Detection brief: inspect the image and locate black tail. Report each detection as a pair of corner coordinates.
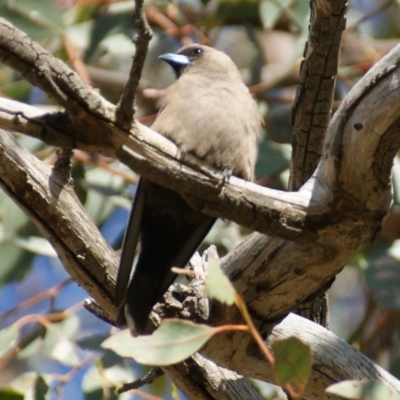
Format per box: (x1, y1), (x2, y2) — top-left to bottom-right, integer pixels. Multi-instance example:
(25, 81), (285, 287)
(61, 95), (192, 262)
(126, 198), (215, 334)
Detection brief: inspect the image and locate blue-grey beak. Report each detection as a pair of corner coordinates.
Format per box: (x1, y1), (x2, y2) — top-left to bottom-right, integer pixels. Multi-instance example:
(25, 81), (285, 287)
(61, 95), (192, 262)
(159, 53), (190, 78)
(159, 53), (190, 67)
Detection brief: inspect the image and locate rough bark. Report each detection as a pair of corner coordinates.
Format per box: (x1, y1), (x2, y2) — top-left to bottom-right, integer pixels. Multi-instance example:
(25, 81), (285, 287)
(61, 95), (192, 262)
(289, 0), (347, 327)
(290, 0), (346, 190)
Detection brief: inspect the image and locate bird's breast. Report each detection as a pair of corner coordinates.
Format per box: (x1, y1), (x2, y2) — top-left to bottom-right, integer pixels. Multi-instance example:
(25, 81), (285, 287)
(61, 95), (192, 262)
(152, 76), (261, 181)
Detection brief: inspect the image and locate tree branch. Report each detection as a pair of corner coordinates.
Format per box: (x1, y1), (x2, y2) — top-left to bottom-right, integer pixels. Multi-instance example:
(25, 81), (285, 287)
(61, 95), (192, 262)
(289, 0), (346, 326)
(290, 0), (347, 190)
(270, 314), (400, 399)
(116, 0), (152, 129)
(0, 96), (313, 240)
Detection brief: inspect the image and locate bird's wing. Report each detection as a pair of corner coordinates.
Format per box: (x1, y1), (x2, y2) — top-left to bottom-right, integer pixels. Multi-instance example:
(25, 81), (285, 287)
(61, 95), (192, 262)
(171, 217), (216, 267)
(125, 208), (216, 333)
(114, 178), (145, 307)
(154, 214), (216, 300)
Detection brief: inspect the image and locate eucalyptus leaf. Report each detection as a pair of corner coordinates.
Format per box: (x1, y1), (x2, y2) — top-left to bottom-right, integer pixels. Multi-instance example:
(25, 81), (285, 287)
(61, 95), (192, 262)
(326, 380), (400, 400)
(51, 338), (83, 367)
(259, 0), (293, 29)
(0, 389), (24, 400)
(365, 256), (400, 310)
(0, 0), (64, 41)
(102, 320), (217, 366)
(14, 236), (56, 258)
(34, 375), (48, 400)
(205, 260), (236, 305)
(0, 324), (20, 360)
(272, 336), (312, 395)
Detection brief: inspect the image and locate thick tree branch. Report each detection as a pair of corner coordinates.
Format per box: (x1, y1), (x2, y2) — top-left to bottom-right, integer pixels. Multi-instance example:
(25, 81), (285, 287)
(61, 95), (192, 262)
(163, 354), (265, 400)
(271, 314), (400, 398)
(289, 0), (347, 325)
(0, 97), (313, 240)
(290, 0), (347, 190)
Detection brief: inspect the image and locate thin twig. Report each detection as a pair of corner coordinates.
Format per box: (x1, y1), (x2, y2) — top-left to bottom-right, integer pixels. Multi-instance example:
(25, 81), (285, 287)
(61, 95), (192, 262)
(116, 0), (152, 130)
(117, 367), (164, 394)
(0, 279), (71, 320)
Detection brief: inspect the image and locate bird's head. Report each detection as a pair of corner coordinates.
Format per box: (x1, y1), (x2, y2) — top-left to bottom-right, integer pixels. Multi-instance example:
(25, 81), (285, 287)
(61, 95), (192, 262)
(159, 44), (237, 79)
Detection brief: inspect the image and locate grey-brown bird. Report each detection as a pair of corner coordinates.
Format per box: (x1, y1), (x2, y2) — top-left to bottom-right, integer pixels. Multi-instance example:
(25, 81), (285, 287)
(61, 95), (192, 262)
(115, 44), (262, 333)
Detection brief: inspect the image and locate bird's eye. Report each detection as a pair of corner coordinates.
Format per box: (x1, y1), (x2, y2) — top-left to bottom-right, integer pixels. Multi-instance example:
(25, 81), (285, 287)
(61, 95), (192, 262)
(193, 48), (203, 55)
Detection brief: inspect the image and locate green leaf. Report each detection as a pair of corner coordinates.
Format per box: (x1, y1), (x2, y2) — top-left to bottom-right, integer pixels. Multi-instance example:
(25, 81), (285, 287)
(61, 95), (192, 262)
(272, 336), (312, 395)
(17, 337), (43, 360)
(82, 167), (122, 224)
(102, 321), (217, 366)
(0, 192), (36, 283)
(0, 389), (24, 400)
(0, 0), (64, 41)
(0, 244), (34, 283)
(9, 372), (39, 394)
(0, 79), (33, 102)
(205, 260), (236, 305)
(0, 324), (20, 360)
(82, 363), (132, 393)
(85, 4), (133, 63)
(14, 236), (56, 257)
(50, 338), (83, 367)
(34, 375), (48, 400)
(255, 139), (291, 182)
(15, 134), (46, 153)
(215, 1), (260, 25)
(259, 0), (293, 29)
(326, 380), (400, 400)
(76, 334), (109, 350)
(290, 0), (310, 31)
(43, 315), (83, 366)
(0, 194), (31, 236)
(365, 253), (400, 310)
